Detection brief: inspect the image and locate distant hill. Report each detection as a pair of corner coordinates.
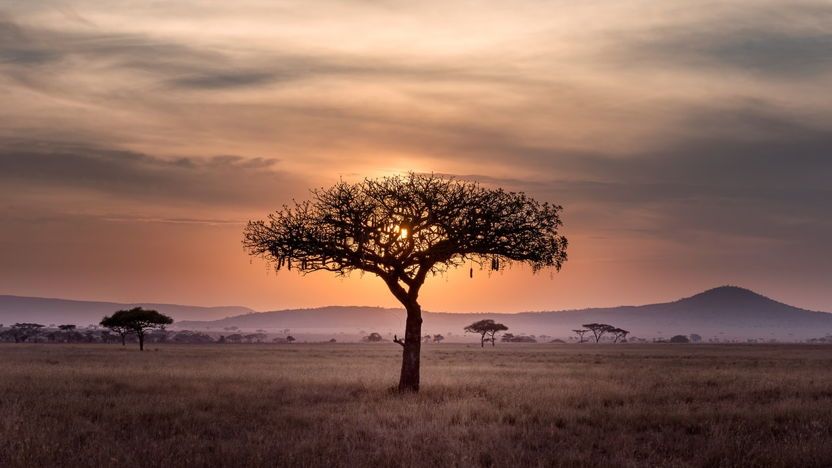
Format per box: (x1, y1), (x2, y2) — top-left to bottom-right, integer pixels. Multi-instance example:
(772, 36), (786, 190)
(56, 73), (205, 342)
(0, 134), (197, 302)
(4, 287), (831, 341)
(176, 286), (832, 341)
(0, 295), (254, 325)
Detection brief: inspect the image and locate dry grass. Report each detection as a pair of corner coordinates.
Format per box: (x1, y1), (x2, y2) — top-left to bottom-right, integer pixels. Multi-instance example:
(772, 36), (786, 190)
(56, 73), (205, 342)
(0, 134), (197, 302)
(2, 343), (832, 467)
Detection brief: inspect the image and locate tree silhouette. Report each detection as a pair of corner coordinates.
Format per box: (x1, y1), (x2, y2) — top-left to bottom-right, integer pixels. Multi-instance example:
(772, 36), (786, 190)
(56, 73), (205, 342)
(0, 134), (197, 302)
(363, 332), (383, 342)
(465, 319), (509, 347)
(573, 329), (589, 343)
(582, 323), (616, 343)
(100, 307), (172, 351)
(611, 327), (629, 343)
(100, 316), (132, 346)
(432, 334), (444, 343)
(244, 173), (567, 392)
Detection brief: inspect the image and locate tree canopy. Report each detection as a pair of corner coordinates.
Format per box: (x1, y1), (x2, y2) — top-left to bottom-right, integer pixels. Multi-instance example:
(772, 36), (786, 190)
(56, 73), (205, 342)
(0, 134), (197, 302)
(465, 319), (509, 347)
(100, 307), (173, 351)
(243, 173), (567, 299)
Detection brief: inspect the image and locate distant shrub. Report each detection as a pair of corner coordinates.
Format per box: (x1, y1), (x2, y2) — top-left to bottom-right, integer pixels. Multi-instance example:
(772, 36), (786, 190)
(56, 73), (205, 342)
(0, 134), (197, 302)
(501, 333), (537, 343)
(669, 335), (690, 344)
(363, 332), (384, 343)
(172, 331), (214, 344)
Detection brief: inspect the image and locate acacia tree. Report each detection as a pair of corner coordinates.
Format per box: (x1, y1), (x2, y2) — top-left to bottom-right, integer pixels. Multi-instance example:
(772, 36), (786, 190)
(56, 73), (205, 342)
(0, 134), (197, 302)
(583, 323), (616, 343)
(573, 329), (589, 343)
(611, 328), (630, 343)
(243, 173), (567, 392)
(101, 307), (173, 351)
(100, 315), (132, 346)
(464, 320), (509, 347)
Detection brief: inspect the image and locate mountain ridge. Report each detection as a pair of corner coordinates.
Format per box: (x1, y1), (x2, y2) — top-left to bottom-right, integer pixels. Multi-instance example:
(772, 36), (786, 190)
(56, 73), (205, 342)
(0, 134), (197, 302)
(0, 294), (254, 324)
(173, 286), (831, 340)
(3, 286), (830, 340)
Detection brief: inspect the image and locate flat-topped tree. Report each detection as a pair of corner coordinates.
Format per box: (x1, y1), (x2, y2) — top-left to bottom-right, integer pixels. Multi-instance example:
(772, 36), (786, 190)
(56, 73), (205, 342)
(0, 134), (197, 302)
(583, 323), (616, 343)
(244, 173), (568, 392)
(465, 319), (509, 347)
(101, 307), (173, 351)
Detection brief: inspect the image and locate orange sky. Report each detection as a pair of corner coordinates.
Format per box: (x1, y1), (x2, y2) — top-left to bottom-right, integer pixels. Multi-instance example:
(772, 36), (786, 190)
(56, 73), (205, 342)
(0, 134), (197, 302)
(1, 0), (831, 312)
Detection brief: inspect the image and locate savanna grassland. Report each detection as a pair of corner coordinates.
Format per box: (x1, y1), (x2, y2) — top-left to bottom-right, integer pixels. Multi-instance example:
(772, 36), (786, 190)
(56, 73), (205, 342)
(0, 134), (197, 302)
(2, 343), (832, 467)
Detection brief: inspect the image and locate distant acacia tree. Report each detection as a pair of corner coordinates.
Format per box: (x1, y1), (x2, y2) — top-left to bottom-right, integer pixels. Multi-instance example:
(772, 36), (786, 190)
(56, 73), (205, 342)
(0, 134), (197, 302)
(611, 328), (630, 343)
(432, 334), (444, 343)
(243, 173), (567, 392)
(583, 323), (616, 343)
(689, 333), (702, 343)
(669, 335), (690, 344)
(363, 332), (384, 343)
(465, 319), (509, 347)
(573, 329), (589, 343)
(100, 307), (172, 351)
(286, 335), (296, 343)
(58, 324), (76, 332)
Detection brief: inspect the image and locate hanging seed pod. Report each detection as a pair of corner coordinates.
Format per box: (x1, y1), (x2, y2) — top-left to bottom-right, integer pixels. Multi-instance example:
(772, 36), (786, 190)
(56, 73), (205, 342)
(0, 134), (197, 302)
(496, 258), (500, 270)
(470, 267), (473, 278)
(287, 258), (292, 271)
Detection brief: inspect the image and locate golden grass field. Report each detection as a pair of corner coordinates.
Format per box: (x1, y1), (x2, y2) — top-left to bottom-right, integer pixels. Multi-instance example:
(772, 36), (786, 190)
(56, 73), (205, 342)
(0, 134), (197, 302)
(2, 343), (832, 467)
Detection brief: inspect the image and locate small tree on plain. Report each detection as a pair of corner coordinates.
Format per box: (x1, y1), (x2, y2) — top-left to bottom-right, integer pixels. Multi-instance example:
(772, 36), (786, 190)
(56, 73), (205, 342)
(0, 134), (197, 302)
(432, 334), (444, 343)
(464, 319), (509, 347)
(573, 329), (589, 343)
(58, 324), (76, 331)
(583, 323), (616, 343)
(363, 332), (383, 342)
(243, 173), (567, 392)
(611, 328), (630, 343)
(669, 335), (690, 343)
(100, 307), (172, 351)
(286, 335), (296, 343)
(689, 333), (702, 343)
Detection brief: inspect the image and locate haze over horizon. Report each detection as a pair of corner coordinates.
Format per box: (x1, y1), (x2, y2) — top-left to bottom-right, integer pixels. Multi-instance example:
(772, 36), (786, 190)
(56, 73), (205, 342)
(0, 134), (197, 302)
(2, 0), (831, 312)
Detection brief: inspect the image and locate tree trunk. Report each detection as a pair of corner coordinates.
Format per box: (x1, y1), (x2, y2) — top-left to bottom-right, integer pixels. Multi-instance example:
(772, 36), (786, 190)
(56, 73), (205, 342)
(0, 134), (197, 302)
(398, 302), (422, 392)
(121, 334), (126, 346)
(481, 334), (485, 347)
(138, 333), (144, 351)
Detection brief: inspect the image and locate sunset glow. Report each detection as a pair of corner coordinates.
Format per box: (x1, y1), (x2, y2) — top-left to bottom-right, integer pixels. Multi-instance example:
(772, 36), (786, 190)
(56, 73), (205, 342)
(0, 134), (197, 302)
(1, 0), (830, 312)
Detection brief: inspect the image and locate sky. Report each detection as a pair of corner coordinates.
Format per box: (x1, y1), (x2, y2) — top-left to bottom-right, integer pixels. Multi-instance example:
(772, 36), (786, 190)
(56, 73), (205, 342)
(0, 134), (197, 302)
(1, 0), (831, 313)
